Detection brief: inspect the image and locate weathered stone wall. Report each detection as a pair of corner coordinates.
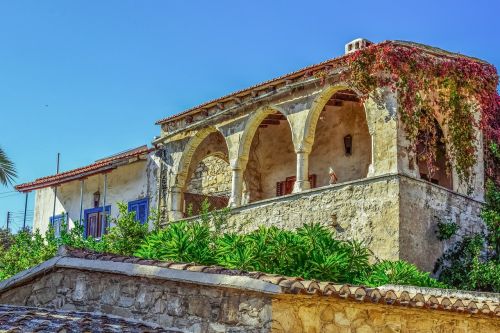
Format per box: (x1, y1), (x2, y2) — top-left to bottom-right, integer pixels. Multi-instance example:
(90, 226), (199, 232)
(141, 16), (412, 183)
(272, 296), (499, 333)
(225, 175), (401, 262)
(186, 155), (232, 197)
(188, 174), (485, 269)
(1, 267), (496, 333)
(399, 176), (485, 272)
(0, 268), (273, 332)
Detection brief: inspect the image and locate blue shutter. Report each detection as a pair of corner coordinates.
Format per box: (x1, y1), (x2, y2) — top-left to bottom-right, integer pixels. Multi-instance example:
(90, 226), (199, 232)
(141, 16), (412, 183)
(128, 198), (149, 224)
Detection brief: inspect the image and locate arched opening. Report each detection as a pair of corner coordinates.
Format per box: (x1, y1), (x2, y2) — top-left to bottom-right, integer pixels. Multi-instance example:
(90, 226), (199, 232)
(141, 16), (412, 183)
(243, 111), (296, 202)
(416, 118), (452, 190)
(309, 89), (372, 186)
(182, 131), (233, 216)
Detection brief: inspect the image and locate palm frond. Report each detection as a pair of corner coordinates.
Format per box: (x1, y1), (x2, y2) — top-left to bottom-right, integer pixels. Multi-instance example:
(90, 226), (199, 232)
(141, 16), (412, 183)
(0, 147), (16, 186)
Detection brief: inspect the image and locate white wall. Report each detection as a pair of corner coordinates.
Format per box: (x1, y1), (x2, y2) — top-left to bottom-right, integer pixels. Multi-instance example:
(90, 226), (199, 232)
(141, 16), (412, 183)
(32, 154), (159, 235)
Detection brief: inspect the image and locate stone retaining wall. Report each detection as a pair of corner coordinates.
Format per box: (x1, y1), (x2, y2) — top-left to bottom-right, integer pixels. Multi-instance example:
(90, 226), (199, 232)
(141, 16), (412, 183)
(0, 268), (272, 332)
(186, 174), (484, 269)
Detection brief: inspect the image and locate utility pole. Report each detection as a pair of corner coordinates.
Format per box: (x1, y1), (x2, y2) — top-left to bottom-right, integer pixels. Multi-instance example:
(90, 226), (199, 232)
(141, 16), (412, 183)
(6, 211), (10, 231)
(52, 153), (60, 225)
(23, 192), (29, 229)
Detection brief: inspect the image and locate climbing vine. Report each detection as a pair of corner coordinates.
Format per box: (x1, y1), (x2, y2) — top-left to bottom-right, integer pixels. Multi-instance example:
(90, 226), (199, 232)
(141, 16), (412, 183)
(341, 43), (500, 185)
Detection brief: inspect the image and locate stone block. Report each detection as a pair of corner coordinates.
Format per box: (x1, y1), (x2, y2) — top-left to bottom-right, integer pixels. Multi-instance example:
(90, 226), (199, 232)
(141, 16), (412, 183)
(166, 295), (186, 317)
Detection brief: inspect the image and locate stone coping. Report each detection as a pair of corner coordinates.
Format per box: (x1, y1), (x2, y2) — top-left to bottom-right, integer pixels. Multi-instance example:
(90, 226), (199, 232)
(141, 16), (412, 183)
(0, 304), (178, 333)
(0, 246), (498, 317)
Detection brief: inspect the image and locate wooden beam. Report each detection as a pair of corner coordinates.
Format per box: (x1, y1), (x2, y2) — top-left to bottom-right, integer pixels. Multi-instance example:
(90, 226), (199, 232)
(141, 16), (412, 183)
(261, 119), (281, 125)
(266, 114), (287, 120)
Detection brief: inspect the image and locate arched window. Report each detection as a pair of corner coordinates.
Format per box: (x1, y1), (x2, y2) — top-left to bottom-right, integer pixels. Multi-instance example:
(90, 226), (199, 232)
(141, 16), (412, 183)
(416, 118), (452, 190)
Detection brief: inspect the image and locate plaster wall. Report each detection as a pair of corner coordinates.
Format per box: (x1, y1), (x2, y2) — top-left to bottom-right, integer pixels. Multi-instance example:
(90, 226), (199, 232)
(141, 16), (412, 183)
(32, 156), (159, 235)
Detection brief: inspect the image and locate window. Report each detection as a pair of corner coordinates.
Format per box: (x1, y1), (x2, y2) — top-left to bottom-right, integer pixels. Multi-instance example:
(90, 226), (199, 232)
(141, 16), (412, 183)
(50, 213), (67, 238)
(276, 175), (317, 196)
(84, 206), (111, 239)
(128, 198), (149, 224)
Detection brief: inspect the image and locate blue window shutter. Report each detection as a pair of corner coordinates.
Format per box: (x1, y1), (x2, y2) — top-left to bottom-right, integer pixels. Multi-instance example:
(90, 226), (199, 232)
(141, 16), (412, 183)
(128, 198), (149, 224)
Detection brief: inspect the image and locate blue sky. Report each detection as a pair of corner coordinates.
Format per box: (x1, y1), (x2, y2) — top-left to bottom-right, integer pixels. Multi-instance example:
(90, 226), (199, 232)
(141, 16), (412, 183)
(0, 0), (499, 231)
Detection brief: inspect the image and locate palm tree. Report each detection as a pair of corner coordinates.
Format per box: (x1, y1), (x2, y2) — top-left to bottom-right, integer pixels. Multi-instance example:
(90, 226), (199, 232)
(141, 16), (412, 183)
(0, 147), (16, 186)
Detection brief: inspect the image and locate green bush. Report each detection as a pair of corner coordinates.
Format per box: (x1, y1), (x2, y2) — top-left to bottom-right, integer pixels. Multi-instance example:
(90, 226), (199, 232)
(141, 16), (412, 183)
(435, 220), (459, 241)
(0, 228), (58, 280)
(434, 179), (500, 292)
(0, 200), (445, 289)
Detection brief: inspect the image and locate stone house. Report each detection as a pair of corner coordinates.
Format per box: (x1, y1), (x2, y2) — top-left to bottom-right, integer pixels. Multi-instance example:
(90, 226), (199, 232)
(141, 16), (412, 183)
(16, 39), (492, 272)
(0, 247), (498, 332)
(16, 146), (160, 237)
(153, 40), (488, 271)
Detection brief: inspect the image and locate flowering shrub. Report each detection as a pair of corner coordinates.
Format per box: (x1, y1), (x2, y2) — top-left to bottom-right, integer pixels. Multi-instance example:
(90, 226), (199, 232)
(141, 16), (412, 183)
(341, 43), (500, 185)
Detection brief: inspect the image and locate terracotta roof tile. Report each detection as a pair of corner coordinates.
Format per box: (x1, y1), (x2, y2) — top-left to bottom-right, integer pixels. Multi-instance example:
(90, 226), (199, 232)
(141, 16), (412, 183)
(0, 305), (177, 333)
(61, 247), (500, 316)
(15, 146), (153, 192)
(155, 40), (488, 126)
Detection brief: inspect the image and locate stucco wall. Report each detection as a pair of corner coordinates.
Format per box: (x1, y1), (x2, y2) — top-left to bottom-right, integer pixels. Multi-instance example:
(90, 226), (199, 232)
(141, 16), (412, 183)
(245, 118), (296, 201)
(309, 101), (372, 186)
(33, 155), (159, 234)
(272, 295), (498, 333)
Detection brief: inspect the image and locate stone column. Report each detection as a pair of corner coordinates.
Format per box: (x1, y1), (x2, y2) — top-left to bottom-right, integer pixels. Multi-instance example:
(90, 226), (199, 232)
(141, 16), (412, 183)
(229, 168), (244, 207)
(293, 150), (311, 193)
(168, 186), (184, 221)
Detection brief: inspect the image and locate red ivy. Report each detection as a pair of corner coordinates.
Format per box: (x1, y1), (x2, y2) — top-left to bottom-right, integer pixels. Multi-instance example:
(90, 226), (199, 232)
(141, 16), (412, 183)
(342, 43), (500, 186)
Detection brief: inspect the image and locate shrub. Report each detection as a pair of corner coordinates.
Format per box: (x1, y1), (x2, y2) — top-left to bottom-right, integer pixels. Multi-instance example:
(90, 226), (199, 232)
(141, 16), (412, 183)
(0, 228), (58, 280)
(359, 260), (447, 288)
(434, 177), (500, 292)
(435, 220), (459, 241)
(104, 203), (149, 256)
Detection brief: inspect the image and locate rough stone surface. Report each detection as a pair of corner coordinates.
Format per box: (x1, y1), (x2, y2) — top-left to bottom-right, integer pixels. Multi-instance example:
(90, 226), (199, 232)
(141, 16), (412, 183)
(189, 174), (484, 269)
(0, 268), (272, 332)
(271, 296), (499, 333)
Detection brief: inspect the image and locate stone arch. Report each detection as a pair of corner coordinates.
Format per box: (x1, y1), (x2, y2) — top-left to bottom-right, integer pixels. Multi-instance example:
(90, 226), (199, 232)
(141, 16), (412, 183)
(173, 126), (222, 191)
(415, 112), (454, 190)
(235, 106), (293, 170)
(308, 87), (372, 186)
(302, 84), (367, 153)
(237, 106), (296, 202)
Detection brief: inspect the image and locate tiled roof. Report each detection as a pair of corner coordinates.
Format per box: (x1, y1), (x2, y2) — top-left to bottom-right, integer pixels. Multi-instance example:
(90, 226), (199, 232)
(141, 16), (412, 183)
(65, 247), (500, 317)
(0, 304), (177, 333)
(15, 146), (153, 193)
(155, 40), (487, 126)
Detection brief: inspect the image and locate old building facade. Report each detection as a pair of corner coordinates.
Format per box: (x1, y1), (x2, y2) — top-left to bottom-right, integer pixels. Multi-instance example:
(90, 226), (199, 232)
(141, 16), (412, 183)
(16, 39), (490, 272)
(153, 40), (486, 271)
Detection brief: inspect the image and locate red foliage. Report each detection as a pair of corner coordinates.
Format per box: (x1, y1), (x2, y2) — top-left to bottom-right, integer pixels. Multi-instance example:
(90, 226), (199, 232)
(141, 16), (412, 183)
(341, 43), (500, 185)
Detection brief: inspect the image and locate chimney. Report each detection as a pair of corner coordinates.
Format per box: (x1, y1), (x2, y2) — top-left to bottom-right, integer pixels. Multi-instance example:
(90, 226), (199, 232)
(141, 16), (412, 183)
(345, 38), (373, 54)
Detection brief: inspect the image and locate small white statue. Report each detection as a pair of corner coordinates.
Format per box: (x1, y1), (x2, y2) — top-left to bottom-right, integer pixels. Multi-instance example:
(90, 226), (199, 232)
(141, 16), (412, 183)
(328, 167), (338, 185)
